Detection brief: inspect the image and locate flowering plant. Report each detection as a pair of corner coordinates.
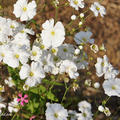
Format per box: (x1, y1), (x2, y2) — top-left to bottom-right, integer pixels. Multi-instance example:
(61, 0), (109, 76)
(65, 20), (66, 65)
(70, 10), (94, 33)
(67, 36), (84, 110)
(0, 0), (119, 120)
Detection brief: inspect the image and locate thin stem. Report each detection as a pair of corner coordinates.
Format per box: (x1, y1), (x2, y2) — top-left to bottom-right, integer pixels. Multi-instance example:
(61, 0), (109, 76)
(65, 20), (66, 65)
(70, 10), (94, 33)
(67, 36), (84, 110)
(61, 83), (71, 104)
(55, 6), (58, 23)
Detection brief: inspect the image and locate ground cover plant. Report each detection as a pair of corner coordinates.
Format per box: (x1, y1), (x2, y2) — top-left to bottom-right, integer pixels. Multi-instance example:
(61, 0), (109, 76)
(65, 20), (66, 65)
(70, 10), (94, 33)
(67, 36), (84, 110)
(0, 0), (120, 120)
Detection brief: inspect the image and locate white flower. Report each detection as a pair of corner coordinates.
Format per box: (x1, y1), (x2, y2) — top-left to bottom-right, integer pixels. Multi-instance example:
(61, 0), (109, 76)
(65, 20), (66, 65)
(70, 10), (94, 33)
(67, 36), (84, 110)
(7, 18), (19, 36)
(5, 77), (15, 87)
(98, 106), (111, 117)
(58, 44), (75, 60)
(80, 13), (84, 18)
(90, 2), (106, 17)
(45, 103), (68, 120)
(98, 105), (104, 112)
(103, 78), (120, 97)
(12, 32), (30, 50)
(95, 55), (109, 77)
(0, 45), (12, 64)
(6, 45), (30, 68)
(31, 45), (42, 61)
(78, 101), (91, 112)
(68, 110), (78, 120)
(19, 62), (45, 87)
(104, 107), (111, 117)
(104, 64), (119, 80)
(77, 112), (93, 120)
(85, 79), (92, 87)
(79, 21), (83, 26)
(94, 82), (100, 89)
(74, 31), (94, 45)
(8, 98), (19, 113)
(13, 0), (37, 21)
(74, 49), (80, 55)
(90, 44), (99, 53)
(41, 19), (65, 49)
(39, 51), (55, 73)
(73, 53), (88, 70)
(0, 17), (10, 43)
(60, 60), (79, 79)
(71, 15), (77, 20)
(68, 0), (84, 10)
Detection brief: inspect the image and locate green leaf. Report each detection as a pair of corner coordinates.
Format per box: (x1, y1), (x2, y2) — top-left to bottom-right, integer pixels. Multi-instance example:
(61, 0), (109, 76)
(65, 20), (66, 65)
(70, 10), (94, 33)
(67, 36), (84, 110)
(47, 91), (58, 102)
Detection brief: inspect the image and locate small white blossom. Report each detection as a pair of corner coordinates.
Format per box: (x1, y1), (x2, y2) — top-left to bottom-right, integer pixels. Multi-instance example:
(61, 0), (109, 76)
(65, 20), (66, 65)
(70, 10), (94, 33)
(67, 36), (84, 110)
(13, 0), (37, 21)
(71, 15), (77, 20)
(8, 98), (19, 113)
(41, 19), (65, 49)
(45, 103), (68, 120)
(80, 13), (84, 18)
(90, 2), (106, 17)
(95, 55), (109, 77)
(94, 82), (100, 89)
(74, 49), (80, 55)
(103, 78), (120, 97)
(31, 45), (42, 61)
(19, 62), (45, 87)
(74, 31), (94, 45)
(68, 0), (85, 10)
(5, 77), (15, 87)
(90, 44), (99, 53)
(60, 60), (79, 79)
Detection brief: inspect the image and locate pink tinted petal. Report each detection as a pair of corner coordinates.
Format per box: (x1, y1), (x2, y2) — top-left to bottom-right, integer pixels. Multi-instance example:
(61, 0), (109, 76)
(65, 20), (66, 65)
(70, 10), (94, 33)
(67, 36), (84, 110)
(18, 93), (22, 98)
(17, 98), (21, 102)
(30, 116), (36, 120)
(24, 94), (28, 98)
(21, 102), (24, 106)
(24, 99), (28, 103)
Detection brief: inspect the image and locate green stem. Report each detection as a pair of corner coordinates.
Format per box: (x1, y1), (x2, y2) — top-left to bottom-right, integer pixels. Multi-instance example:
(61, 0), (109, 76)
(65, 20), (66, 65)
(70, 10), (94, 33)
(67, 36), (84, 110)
(11, 112), (17, 120)
(55, 6), (58, 23)
(61, 83), (71, 104)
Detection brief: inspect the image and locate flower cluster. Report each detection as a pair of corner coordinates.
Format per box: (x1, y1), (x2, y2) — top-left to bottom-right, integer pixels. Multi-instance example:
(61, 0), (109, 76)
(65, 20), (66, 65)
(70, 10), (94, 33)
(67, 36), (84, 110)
(0, 0), (119, 119)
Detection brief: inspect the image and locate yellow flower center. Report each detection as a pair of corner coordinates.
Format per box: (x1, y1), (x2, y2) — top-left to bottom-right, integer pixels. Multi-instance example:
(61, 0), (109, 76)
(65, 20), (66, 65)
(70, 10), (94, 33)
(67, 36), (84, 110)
(51, 48), (56, 53)
(32, 51), (37, 56)
(10, 25), (15, 29)
(112, 85), (116, 90)
(40, 45), (45, 49)
(23, 7), (27, 12)
(15, 54), (19, 59)
(0, 87), (3, 92)
(29, 72), (34, 77)
(73, 0), (78, 5)
(51, 30), (55, 36)
(63, 48), (67, 52)
(53, 56), (59, 62)
(20, 30), (24, 33)
(101, 62), (104, 66)
(54, 113), (58, 118)
(1, 53), (5, 57)
(96, 7), (100, 11)
(83, 112), (87, 117)
(82, 37), (87, 42)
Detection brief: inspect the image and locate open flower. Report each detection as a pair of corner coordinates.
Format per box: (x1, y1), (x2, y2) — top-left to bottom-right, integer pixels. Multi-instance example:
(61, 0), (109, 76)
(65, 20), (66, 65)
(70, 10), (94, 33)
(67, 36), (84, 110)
(74, 31), (94, 45)
(59, 60), (79, 79)
(45, 103), (68, 120)
(17, 93), (28, 106)
(41, 19), (65, 49)
(68, 0), (85, 10)
(19, 62), (45, 87)
(13, 0), (37, 21)
(103, 78), (120, 97)
(90, 2), (106, 17)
